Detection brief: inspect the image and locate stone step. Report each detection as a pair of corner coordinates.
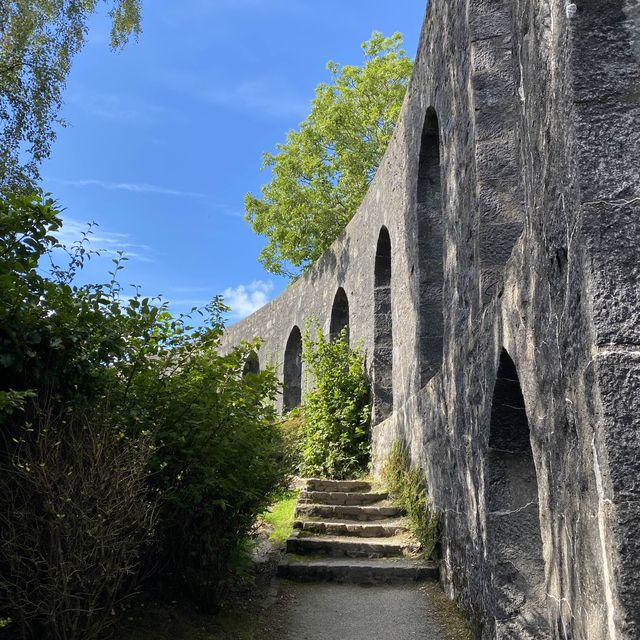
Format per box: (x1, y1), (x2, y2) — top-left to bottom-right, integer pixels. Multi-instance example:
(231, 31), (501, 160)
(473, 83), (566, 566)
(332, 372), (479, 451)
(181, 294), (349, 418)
(299, 490), (388, 506)
(277, 555), (438, 584)
(286, 531), (420, 558)
(305, 478), (372, 493)
(295, 503), (404, 521)
(293, 519), (408, 538)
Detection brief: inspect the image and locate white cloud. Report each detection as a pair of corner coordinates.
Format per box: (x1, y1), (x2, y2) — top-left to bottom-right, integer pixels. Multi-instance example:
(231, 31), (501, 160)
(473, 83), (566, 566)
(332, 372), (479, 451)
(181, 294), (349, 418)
(222, 280), (274, 320)
(54, 217), (154, 263)
(50, 177), (207, 199)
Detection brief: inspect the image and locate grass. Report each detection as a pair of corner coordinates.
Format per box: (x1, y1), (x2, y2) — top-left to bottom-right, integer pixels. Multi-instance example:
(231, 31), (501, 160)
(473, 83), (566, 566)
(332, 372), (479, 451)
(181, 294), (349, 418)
(381, 440), (441, 560)
(260, 490), (299, 545)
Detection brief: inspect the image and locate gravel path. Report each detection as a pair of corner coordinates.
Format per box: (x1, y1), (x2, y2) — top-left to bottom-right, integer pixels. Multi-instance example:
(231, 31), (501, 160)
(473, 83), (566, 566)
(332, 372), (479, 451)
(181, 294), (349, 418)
(272, 581), (472, 640)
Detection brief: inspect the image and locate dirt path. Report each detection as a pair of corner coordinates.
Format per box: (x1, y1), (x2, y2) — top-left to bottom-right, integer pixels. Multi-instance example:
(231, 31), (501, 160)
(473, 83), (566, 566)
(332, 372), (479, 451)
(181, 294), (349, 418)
(267, 580), (473, 640)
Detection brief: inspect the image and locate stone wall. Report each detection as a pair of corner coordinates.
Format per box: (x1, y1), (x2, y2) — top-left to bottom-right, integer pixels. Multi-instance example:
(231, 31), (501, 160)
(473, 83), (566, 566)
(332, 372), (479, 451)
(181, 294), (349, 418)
(221, 1), (640, 638)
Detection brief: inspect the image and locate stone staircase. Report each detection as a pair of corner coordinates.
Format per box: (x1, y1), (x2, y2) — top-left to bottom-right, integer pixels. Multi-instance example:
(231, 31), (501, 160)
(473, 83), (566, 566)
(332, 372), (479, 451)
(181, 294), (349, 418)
(278, 478), (438, 584)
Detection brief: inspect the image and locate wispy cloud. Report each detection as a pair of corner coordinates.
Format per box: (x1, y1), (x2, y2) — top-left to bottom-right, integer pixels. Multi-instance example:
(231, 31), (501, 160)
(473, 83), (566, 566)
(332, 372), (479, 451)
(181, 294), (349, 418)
(163, 71), (309, 120)
(164, 0), (300, 21)
(50, 177), (207, 199)
(222, 280), (273, 320)
(164, 286), (215, 309)
(204, 79), (309, 119)
(49, 176), (246, 219)
(65, 88), (180, 125)
(169, 286), (214, 295)
(55, 217), (154, 263)
(170, 298), (212, 307)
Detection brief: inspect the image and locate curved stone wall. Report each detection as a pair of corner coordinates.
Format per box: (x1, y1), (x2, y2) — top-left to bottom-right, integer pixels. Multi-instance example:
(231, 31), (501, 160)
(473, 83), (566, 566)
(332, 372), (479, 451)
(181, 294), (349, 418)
(221, 1), (640, 638)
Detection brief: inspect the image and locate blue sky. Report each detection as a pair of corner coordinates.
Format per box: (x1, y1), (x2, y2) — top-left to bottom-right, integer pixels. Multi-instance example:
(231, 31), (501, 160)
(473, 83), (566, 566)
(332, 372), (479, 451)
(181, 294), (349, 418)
(42, 0), (425, 323)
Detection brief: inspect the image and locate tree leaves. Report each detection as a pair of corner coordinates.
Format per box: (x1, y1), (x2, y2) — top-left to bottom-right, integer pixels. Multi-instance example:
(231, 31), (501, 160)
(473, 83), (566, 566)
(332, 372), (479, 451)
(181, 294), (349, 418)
(0, 189), (291, 610)
(245, 32), (413, 278)
(0, 1), (142, 190)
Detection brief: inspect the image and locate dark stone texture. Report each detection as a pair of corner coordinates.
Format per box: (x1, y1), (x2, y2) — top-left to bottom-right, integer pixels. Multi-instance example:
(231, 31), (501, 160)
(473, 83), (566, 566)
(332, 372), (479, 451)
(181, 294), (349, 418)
(222, 0), (640, 637)
(277, 557), (438, 584)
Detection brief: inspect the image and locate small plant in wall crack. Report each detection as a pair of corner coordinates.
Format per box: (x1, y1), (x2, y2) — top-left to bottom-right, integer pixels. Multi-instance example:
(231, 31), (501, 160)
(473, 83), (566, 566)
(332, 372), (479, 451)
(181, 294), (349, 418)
(381, 440), (441, 560)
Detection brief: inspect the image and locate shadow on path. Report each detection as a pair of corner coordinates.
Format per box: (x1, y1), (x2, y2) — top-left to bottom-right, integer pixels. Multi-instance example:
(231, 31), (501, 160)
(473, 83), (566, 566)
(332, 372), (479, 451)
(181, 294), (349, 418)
(271, 581), (472, 640)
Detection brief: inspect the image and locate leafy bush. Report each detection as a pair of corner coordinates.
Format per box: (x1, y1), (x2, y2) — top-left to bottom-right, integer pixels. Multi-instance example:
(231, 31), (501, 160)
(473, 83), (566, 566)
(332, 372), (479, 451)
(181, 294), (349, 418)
(279, 407), (305, 472)
(0, 192), (291, 633)
(127, 332), (290, 608)
(298, 324), (370, 479)
(0, 192), (163, 429)
(0, 406), (156, 640)
(381, 440), (440, 559)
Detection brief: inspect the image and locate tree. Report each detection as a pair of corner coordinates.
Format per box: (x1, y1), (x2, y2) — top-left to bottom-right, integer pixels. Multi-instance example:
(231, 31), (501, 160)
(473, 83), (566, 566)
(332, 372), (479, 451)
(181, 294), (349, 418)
(0, 1), (142, 191)
(244, 32), (413, 278)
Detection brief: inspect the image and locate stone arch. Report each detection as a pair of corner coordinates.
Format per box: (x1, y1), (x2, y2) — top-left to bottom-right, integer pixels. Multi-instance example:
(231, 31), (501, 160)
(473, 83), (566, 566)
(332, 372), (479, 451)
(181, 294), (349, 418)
(329, 286), (350, 343)
(283, 326), (302, 412)
(468, 0), (523, 303)
(486, 349), (549, 637)
(417, 106), (444, 385)
(373, 226), (393, 423)
(242, 351), (260, 376)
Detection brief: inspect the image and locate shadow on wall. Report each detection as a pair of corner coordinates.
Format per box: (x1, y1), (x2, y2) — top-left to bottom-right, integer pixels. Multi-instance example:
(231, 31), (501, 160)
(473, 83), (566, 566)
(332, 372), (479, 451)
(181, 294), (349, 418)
(373, 226), (393, 423)
(307, 233), (353, 287)
(283, 326), (302, 412)
(485, 349), (549, 638)
(417, 106), (445, 387)
(242, 351), (260, 376)
(330, 287), (350, 343)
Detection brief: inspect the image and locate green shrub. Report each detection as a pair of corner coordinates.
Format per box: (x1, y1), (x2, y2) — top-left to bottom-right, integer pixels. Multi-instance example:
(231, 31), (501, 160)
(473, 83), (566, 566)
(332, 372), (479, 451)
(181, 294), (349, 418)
(0, 191), (292, 630)
(381, 440), (440, 559)
(127, 332), (290, 608)
(280, 407), (305, 472)
(298, 323), (370, 479)
(0, 407), (156, 640)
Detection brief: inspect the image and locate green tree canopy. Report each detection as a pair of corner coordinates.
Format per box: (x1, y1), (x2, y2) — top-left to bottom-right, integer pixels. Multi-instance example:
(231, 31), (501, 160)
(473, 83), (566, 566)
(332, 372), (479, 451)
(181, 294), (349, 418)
(244, 32), (413, 278)
(0, 0), (142, 190)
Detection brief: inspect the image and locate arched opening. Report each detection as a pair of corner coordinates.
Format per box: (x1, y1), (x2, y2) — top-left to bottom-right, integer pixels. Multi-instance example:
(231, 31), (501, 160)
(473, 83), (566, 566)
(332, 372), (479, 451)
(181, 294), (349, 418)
(373, 226), (393, 423)
(283, 326), (302, 412)
(417, 107), (444, 385)
(329, 287), (350, 343)
(242, 351), (260, 376)
(486, 350), (549, 636)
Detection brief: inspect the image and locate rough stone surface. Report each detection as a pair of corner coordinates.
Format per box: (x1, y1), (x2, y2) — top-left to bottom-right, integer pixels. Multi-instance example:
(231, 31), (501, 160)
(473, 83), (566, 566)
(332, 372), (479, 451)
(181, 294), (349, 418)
(299, 490), (388, 506)
(277, 557), (437, 585)
(283, 479), (430, 584)
(286, 532), (419, 559)
(292, 519), (408, 538)
(305, 478), (372, 493)
(295, 503), (404, 521)
(222, 1), (640, 638)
